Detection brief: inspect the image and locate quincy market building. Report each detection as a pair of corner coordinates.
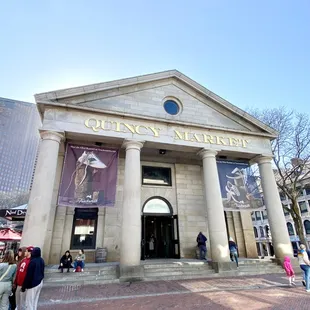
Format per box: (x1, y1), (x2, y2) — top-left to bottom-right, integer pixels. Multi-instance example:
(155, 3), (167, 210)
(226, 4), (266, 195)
(21, 70), (294, 277)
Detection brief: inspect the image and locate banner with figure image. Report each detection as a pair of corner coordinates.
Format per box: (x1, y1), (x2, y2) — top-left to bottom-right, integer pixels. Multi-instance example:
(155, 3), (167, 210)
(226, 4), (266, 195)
(216, 160), (263, 211)
(58, 144), (118, 207)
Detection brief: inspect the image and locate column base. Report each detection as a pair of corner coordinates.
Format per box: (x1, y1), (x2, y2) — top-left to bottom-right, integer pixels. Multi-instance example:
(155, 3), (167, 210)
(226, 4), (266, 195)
(210, 261), (238, 273)
(119, 265), (145, 282)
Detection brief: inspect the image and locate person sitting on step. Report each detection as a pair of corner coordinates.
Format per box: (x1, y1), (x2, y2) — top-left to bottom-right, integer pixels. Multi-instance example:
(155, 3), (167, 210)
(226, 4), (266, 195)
(73, 249), (85, 272)
(58, 250), (73, 273)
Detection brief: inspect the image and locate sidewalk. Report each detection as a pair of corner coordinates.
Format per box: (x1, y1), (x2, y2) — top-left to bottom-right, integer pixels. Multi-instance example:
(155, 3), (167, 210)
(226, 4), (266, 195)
(39, 273), (310, 309)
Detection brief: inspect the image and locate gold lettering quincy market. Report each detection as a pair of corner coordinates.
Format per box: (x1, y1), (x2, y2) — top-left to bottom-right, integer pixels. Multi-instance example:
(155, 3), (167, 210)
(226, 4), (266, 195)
(84, 118), (250, 148)
(174, 130), (249, 148)
(84, 118), (161, 137)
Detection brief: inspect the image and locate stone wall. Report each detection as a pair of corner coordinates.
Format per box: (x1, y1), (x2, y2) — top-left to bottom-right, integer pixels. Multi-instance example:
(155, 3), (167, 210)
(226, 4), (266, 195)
(175, 164), (209, 258)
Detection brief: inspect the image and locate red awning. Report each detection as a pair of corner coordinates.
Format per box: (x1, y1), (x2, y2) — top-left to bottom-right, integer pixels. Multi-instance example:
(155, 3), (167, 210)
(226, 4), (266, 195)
(0, 228), (22, 241)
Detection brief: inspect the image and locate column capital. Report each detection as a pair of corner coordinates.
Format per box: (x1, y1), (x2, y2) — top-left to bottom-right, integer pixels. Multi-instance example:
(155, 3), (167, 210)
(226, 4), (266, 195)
(122, 140), (144, 151)
(254, 156), (274, 165)
(40, 130), (65, 144)
(197, 149), (218, 160)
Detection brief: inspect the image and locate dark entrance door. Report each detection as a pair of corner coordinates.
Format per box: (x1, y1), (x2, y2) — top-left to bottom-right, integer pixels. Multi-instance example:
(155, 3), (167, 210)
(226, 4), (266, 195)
(141, 215), (180, 260)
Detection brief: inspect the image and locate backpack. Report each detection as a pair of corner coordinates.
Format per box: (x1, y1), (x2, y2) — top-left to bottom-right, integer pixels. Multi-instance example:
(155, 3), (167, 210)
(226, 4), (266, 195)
(76, 266), (82, 272)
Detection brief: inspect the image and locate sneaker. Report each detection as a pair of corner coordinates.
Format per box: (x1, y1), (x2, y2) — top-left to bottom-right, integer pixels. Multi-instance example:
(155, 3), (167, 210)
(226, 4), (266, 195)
(73, 269), (76, 273)
(306, 289), (310, 292)
(81, 269), (84, 272)
(291, 282), (296, 286)
(302, 280), (306, 287)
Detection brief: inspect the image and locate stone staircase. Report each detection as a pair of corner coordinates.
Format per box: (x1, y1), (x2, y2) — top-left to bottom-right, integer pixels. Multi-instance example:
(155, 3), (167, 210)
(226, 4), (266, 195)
(44, 263), (119, 287)
(142, 260), (216, 281)
(236, 259), (284, 276)
(43, 259), (284, 287)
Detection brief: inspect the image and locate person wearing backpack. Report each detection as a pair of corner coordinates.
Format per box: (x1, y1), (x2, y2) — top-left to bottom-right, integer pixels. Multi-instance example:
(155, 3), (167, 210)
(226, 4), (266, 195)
(196, 232), (207, 260)
(0, 250), (17, 310)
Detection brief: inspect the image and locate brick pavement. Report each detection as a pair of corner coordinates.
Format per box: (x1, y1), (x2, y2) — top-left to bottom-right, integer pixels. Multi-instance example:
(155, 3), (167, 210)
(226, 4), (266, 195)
(39, 274), (310, 309)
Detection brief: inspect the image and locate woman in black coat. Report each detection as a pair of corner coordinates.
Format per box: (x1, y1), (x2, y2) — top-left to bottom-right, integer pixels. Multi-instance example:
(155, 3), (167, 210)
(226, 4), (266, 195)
(58, 250), (73, 273)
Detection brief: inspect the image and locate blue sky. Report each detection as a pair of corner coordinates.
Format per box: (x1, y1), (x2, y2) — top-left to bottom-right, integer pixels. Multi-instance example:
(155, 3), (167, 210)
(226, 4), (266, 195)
(0, 1), (309, 113)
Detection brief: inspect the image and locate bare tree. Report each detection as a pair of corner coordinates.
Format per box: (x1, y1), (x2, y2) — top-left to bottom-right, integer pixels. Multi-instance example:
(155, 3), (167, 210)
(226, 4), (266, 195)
(248, 107), (310, 247)
(0, 192), (29, 209)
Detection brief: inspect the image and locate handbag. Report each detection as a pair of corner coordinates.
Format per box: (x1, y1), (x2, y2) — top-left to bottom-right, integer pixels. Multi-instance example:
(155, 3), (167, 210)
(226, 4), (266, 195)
(0, 264), (12, 281)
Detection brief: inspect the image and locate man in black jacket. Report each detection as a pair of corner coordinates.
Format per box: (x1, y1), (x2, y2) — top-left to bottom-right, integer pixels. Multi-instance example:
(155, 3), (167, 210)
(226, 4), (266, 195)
(22, 247), (45, 309)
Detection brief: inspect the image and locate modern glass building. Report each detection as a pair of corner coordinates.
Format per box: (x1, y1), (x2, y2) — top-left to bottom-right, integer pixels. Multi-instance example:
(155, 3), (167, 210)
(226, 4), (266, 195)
(0, 97), (41, 196)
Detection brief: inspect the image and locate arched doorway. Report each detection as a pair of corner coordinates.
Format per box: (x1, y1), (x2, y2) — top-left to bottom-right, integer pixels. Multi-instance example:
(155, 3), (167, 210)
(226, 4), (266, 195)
(141, 197), (180, 260)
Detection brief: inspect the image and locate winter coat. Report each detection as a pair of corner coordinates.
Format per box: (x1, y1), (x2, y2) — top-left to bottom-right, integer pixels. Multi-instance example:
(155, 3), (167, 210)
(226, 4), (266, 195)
(59, 254), (73, 269)
(22, 247), (45, 290)
(283, 256), (295, 276)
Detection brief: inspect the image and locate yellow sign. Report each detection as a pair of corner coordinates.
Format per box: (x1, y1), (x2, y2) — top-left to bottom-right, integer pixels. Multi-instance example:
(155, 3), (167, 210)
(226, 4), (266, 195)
(85, 118), (249, 148)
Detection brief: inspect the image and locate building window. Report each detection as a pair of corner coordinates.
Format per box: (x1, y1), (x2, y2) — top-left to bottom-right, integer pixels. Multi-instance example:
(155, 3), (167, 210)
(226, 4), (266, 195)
(143, 197), (172, 215)
(299, 201), (308, 214)
(305, 187), (310, 196)
(262, 210), (268, 220)
(279, 192), (286, 201)
(259, 226), (265, 237)
(255, 211), (261, 221)
(163, 100), (180, 115)
(251, 212), (256, 221)
(287, 222), (295, 236)
(253, 227), (258, 238)
(265, 225), (270, 237)
(142, 166), (172, 186)
(304, 220), (310, 235)
(283, 205), (290, 216)
(71, 208), (98, 250)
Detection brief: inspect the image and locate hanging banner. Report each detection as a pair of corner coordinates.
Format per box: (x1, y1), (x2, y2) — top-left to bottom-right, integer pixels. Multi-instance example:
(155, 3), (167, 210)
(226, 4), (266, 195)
(217, 160), (263, 211)
(58, 144), (118, 207)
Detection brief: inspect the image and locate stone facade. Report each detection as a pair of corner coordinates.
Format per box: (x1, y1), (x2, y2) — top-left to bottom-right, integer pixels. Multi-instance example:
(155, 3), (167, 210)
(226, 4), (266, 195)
(21, 71), (294, 278)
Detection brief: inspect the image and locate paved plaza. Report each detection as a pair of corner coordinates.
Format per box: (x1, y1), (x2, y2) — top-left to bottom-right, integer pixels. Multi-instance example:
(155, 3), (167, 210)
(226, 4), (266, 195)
(39, 274), (310, 309)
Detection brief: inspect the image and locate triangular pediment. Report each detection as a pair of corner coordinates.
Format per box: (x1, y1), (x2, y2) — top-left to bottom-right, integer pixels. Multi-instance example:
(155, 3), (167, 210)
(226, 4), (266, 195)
(35, 70), (277, 137)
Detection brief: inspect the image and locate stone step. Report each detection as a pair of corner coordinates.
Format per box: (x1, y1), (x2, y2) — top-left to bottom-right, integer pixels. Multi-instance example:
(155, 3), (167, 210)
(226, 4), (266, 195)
(238, 260), (274, 265)
(144, 267), (213, 273)
(45, 269), (117, 277)
(239, 265), (283, 270)
(45, 273), (118, 281)
(143, 263), (209, 269)
(145, 269), (215, 276)
(45, 265), (117, 274)
(44, 278), (120, 288)
(144, 272), (217, 281)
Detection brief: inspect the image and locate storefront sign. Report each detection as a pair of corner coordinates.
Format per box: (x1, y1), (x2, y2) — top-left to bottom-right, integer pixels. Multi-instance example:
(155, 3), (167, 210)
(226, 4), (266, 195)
(84, 118), (250, 148)
(58, 144), (118, 207)
(217, 160), (263, 211)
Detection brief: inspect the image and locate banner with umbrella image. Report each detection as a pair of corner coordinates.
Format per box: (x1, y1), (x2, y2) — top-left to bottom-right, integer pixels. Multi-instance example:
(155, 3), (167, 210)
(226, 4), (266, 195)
(58, 144), (119, 207)
(216, 160), (263, 211)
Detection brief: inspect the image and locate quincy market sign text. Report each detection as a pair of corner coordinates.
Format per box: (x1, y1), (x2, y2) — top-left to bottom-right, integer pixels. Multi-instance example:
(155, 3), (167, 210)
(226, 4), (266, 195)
(85, 118), (250, 148)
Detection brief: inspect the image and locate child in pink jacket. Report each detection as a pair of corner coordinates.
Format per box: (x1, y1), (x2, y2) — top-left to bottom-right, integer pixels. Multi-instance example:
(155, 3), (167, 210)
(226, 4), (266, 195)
(283, 256), (296, 286)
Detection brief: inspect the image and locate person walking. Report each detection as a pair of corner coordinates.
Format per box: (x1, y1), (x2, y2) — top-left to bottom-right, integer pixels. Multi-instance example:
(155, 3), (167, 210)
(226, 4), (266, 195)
(22, 247), (45, 309)
(0, 250), (17, 310)
(59, 250), (73, 273)
(229, 237), (239, 267)
(14, 246), (34, 310)
(283, 256), (296, 286)
(196, 232), (207, 260)
(298, 244), (310, 292)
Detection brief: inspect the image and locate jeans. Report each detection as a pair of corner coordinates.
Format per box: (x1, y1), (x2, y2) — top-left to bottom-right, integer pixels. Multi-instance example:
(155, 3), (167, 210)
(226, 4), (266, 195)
(74, 261), (85, 269)
(300, 265), (310, 290)
(0, 281), (11, 310)
(199, 245), (207, 260)
(230, 251), (238, 267)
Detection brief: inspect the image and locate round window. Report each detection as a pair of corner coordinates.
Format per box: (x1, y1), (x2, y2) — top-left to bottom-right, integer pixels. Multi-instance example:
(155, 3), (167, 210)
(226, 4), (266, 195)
(163, 100), (180, 115)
